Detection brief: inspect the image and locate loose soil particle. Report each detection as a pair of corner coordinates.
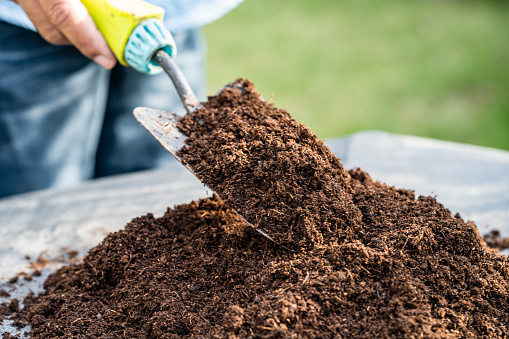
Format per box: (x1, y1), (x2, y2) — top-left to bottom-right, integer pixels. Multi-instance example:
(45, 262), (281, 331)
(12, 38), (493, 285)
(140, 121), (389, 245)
(2, 79), (509, 338)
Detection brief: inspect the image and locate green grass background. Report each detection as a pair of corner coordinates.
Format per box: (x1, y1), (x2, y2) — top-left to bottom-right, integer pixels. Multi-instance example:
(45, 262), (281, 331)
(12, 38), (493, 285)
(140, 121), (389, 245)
(203, 0), (509, 150)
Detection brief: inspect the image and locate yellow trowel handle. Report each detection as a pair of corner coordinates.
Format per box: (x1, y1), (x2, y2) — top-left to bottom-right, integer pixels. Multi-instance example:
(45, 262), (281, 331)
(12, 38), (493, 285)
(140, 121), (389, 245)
(81, 0), (165, 66)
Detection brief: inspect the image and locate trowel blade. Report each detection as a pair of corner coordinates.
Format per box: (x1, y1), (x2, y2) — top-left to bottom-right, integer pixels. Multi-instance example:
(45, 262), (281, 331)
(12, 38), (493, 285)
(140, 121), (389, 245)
(133, 107), (187, 160)
(133, 107), (282, 248)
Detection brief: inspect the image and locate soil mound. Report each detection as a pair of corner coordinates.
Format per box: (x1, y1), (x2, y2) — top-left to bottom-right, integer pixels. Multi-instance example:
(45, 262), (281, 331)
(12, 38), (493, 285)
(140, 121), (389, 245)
(2, 79), (508, 338)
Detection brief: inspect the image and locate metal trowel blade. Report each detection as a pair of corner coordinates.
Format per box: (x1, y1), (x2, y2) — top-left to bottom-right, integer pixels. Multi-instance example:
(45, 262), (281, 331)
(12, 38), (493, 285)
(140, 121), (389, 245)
(133, 107), (187, 161)
(133, 106), (282, 247)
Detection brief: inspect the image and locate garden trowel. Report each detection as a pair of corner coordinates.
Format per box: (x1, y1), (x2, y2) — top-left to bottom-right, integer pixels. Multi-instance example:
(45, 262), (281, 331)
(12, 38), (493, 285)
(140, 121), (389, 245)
(83, 0), (280, 246)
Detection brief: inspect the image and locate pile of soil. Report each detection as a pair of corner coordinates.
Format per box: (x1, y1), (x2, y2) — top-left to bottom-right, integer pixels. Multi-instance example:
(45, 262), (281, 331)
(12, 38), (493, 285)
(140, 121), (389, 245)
(2, 79), (509, 338)
(483, 230), (509, 251)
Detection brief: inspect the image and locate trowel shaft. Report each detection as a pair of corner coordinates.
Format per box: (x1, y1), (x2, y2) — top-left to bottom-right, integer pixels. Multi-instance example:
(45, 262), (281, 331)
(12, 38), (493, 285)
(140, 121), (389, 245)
(152, 50), (201, 115)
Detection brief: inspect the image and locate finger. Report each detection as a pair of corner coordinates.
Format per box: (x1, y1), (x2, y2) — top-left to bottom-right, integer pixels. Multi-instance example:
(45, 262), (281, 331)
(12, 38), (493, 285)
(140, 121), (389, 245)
(17, 0), (70, 45)
(40, 0), (116, 69)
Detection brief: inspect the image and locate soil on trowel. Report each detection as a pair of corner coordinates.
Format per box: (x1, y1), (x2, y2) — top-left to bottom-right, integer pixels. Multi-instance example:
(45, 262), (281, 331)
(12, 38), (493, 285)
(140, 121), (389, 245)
(177, 80), (356, 250)
(2, 79), (509, 338)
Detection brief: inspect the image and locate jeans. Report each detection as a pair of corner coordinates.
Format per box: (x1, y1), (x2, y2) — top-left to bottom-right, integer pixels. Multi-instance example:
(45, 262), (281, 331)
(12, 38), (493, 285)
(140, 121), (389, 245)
(0, 21), (206, 199)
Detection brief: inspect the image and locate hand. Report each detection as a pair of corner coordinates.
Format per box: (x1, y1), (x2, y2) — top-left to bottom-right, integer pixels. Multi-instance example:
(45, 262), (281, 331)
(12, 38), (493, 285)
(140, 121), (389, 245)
(15, 0), (116, 69)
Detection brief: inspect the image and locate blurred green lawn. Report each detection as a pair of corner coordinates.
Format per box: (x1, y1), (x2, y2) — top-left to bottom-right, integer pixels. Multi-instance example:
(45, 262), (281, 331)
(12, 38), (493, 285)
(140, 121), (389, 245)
(203, 0), (509, 150)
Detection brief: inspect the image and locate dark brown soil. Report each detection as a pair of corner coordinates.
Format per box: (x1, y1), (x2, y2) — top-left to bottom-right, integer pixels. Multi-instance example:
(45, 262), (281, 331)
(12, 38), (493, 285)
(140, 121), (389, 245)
(177, 80), (356, 250)
(2, 79), (509, 338)
(484, 230), (509, 251)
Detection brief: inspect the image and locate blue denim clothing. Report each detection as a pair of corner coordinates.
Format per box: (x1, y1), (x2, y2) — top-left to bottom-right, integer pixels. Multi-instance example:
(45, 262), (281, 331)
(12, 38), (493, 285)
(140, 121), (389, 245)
(0, 21), (206, 198)
(0, 0), (243, 33)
